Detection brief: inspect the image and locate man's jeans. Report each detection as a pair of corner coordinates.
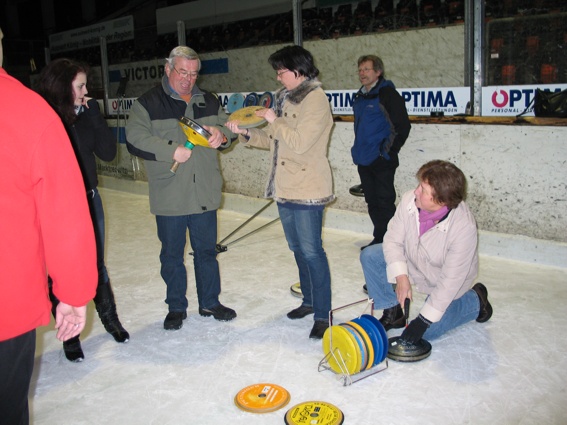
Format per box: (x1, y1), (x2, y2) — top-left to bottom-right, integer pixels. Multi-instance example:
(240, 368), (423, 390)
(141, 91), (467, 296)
(156, 211), (221, 312)
(360, 244), (479, 340)
(278, 204), (331, 322)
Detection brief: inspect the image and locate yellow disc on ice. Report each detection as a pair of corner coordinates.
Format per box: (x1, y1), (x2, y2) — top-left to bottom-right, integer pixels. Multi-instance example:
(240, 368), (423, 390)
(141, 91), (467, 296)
(322, 325), (360, 375)
(284, 400), (344, 425)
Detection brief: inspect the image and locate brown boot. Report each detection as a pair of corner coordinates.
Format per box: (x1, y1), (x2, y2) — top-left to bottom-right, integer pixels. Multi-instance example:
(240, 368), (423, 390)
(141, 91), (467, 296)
(379, 304), (406, 331)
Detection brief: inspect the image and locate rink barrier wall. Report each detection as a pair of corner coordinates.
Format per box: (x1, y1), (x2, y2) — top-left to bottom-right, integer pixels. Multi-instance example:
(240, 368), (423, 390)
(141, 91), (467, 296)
(98, 176), (567, 270)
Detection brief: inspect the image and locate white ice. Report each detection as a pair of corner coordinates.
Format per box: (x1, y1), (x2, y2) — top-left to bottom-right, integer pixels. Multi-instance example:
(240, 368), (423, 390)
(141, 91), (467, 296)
(30, 188), (567, 425)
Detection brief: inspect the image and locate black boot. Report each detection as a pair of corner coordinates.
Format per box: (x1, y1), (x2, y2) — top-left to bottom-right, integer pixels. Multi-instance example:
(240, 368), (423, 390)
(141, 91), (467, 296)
(49, 277), (85, 362)
(472, 283), (493, 323)
(94, 280), (130, 343)
(63, 335), (85, 362)
(379, 304), (406, 331)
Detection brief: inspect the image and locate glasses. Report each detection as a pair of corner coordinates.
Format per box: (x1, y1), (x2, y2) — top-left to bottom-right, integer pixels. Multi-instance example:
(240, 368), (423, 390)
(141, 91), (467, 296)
(173, 66), (198, 79)
(276, 69), (290, 78)
(358, 67), (375, 74)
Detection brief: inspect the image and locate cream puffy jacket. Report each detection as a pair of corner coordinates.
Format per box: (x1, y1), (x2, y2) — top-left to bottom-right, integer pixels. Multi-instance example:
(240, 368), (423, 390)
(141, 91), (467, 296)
(384, 190), (479, 323)
(243, 79), (334, 205)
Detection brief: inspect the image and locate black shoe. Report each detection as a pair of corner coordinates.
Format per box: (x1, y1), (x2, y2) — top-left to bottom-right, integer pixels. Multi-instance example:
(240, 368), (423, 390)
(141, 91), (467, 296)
(164, 311), (187, 330)
(287, 305), (314, 320)
(379, 304), (406, 331)
(63, 335), (84, 362)
(199, 304), (237, 321)
(349, 184), (364, 197)
(472, 283), (493, 323)
(363, 284), (368, 294)
(309, 321), (329, 339)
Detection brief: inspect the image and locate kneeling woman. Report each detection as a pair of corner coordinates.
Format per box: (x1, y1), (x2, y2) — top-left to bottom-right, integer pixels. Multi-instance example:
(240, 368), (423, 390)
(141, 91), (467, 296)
(360, 160), (492, 346)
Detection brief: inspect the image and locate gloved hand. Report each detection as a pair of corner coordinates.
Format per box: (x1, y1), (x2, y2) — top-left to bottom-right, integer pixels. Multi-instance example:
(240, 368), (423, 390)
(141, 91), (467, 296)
(400, 314), (431, 344)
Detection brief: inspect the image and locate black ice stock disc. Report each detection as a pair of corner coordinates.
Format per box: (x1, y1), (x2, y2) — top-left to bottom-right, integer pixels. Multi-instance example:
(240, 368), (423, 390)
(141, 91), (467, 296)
(387, 336), (432, 362)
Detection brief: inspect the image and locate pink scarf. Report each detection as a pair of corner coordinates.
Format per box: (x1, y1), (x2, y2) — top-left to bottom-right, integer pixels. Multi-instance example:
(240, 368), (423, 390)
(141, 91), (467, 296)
(419, 206), (449, 236)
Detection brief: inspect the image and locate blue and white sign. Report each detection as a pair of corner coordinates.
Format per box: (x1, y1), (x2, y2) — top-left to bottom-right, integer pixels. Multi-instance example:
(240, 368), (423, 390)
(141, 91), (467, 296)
(218, 87), (470, 116)
(107, 85), (567, 117)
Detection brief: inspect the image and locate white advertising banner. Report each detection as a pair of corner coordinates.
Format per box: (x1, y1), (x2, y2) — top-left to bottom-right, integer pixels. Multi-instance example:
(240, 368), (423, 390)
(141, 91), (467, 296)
(107, 98), (137, 115)
(481, 84), (567, 117)
(103, 71), (566, 118)
(216, 88), (471, 116)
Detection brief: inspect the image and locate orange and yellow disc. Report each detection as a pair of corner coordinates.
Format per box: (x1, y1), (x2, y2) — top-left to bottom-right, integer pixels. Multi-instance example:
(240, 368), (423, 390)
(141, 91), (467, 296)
(234, 383), (290, 413)
(284, 401), (344, 425)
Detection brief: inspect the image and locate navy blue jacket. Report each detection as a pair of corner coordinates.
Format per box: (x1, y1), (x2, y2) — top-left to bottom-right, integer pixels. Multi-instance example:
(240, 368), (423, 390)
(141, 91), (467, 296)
(352, 78), (411, 166)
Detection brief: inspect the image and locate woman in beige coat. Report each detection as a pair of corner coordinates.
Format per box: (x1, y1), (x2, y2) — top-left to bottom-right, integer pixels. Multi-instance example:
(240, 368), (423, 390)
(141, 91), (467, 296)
(226, 45), (334, 339)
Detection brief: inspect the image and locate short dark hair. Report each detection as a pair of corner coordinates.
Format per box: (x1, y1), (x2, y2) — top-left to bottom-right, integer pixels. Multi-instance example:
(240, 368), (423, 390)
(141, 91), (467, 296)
(36, 58), (89, 125)
(416, 160), (467, 209)
(357, 55), (385, 76)
(268, 45), (319, 79)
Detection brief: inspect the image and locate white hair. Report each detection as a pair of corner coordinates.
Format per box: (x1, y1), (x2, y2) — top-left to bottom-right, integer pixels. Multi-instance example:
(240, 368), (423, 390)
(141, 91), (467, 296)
(166, 46), (201, 70)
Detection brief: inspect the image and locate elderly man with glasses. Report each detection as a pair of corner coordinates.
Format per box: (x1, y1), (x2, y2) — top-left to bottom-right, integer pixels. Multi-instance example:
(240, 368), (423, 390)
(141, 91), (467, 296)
(126, 46), (237, 331)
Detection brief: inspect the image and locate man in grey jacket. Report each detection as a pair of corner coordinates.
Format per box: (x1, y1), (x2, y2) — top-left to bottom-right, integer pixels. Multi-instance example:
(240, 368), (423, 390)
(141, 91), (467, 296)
(126, 46), (236, 330)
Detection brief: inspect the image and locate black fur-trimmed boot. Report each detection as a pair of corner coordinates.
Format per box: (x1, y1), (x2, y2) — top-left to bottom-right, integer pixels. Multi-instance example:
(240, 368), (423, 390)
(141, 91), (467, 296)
(94, 280), (130, 343)
(379, 304), (406, 331)
(48, 278), (85, 362)
(63, 335), (85, 362)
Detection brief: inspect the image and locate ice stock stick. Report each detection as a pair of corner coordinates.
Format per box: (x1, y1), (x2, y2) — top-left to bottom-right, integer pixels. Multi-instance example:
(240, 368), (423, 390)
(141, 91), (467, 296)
(404, 298), (410, 327)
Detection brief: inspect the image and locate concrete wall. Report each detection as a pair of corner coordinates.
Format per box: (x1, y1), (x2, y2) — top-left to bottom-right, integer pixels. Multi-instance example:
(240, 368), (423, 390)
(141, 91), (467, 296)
(105, 25), (465, 99)
(103, 120), (567, 245)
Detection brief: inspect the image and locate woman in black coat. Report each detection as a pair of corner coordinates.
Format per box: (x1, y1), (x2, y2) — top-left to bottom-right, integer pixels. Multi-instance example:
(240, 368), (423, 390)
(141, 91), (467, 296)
(37, 58), (129, 362)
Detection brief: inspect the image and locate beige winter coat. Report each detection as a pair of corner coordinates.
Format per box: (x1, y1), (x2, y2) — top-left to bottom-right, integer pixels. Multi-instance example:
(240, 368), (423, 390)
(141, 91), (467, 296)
(243, 79), (334, 205)
(384, 190), (479, 323)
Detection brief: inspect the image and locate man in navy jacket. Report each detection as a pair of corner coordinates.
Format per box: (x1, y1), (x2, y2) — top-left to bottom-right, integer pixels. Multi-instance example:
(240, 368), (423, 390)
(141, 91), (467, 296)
(352, 54), (411, 250)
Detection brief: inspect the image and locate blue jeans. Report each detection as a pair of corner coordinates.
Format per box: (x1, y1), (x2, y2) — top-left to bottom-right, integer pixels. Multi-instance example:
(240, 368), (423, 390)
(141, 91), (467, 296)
(156, 211), (221, 312)
(88, 188), (109, 285)
(278, 204), (331, 322)
(360, 244), (480, 341)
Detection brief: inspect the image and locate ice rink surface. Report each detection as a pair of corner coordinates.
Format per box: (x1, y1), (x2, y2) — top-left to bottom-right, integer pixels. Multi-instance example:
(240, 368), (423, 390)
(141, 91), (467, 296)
(30, 189), (567, 425)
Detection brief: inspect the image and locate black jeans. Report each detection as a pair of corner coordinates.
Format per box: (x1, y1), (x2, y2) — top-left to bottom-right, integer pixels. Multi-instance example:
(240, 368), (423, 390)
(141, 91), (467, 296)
(357, 153), (399, 244)
(0, 329), (35, 425)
